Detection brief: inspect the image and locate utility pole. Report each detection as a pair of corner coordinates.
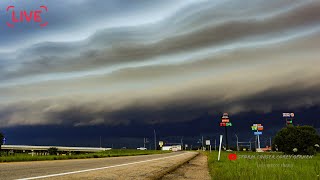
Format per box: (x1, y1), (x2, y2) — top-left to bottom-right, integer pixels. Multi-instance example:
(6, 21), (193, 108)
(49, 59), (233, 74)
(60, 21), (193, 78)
(235, 134), (239, 151)
(201, 136), (204, 150)
(225, 126), (228, 149)
(270, 137), (272, 149)
(100, 136), (102, 148)
(215, 139), (217, 151)
(180, 136), (184, 147)
(154, 129), (157, 150)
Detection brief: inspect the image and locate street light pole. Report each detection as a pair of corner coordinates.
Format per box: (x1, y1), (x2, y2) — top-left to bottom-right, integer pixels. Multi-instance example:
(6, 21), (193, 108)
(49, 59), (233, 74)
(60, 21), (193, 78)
(235, 134), (239, 151)
(215, 139), (217, 151)
(180, 136), (183, 148)
(202, 136), (204, 150)
(154, 129), (157, 150)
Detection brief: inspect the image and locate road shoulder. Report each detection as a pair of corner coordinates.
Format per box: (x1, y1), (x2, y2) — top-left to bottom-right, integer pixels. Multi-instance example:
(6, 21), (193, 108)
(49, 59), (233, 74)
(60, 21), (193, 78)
(161, 152), (211, 180)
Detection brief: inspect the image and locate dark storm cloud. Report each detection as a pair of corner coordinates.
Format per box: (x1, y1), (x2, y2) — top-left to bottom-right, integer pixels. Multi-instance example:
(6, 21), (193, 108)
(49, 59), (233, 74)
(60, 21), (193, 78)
(1, 74), (320, 127)
(0, 0), (196, 50)
(1, 0), (320, 127)
(2, 0), (320, 82)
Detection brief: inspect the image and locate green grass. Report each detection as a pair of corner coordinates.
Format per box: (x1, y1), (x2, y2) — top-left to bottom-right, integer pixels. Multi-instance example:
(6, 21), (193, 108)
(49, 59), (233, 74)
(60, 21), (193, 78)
(206, 151), (320, 180)
(0, 150), (170, 163)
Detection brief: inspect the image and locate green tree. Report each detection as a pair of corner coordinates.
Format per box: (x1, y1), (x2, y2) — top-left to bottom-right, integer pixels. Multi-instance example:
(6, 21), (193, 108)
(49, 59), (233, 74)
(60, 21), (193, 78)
(273, 126), (320, 155)
(48, 147), (58, 155)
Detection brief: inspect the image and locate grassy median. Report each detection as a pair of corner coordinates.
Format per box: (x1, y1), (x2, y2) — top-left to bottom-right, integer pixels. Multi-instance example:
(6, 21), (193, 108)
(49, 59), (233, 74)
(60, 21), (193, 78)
(0, 149), (170, 163)
(206, 151), (320, 180)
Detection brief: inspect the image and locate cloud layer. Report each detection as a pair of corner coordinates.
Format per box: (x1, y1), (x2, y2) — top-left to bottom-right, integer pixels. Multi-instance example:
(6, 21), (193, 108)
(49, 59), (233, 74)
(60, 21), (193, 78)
(1, 0), (320, 127)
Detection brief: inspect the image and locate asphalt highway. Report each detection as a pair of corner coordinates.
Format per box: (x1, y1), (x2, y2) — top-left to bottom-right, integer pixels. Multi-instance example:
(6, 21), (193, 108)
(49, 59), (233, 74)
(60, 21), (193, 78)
(0, 151), (197, 180)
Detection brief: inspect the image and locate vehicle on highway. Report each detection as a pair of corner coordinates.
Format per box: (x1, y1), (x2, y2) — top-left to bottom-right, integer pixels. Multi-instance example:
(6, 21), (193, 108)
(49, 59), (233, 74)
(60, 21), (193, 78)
(137, 147), (147, 150)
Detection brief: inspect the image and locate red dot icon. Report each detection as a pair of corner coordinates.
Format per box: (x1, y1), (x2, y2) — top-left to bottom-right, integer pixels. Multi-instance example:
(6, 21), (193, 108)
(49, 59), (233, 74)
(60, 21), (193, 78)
(228, 153), (237, 160)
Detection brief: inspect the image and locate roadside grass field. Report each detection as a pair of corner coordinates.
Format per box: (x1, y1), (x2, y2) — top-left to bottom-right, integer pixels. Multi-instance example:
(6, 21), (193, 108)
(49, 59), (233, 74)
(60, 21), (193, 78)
(0, 149), (170, 163)
(207, 151), (320, 180)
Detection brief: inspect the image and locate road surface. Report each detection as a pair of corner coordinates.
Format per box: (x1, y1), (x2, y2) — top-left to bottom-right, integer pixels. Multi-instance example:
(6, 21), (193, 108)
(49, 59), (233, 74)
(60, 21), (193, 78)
(0, 151), (197, 180)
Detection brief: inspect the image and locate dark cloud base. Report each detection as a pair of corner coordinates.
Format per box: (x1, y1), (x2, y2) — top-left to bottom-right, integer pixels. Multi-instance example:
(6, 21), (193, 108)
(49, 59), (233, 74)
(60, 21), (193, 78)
(2, 105), (319, 148)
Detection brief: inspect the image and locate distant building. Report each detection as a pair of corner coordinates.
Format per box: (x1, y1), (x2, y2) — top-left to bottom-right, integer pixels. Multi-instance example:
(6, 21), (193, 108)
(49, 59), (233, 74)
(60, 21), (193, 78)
(260, 146), (272, 152)
(161, 145), (182, 151)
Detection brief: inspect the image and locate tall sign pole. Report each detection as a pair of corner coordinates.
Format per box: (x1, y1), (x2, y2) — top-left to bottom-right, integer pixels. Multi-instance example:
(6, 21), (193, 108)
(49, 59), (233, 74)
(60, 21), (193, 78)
(251, 124), (263, 151)
(220, 113), (232, 150)
(154, 129), (157, 150)
(225, 126), (228, 149)
(283, 113), (294, 126)
(257, 130), (261, 149)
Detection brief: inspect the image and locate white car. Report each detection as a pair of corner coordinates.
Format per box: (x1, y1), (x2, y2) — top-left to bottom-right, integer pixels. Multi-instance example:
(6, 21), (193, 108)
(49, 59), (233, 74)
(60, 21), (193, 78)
(137, 147), (147, 150)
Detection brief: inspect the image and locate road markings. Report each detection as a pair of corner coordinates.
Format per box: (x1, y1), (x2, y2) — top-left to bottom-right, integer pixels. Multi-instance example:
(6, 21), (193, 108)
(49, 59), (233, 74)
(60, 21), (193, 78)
(17, 152), (190, 180)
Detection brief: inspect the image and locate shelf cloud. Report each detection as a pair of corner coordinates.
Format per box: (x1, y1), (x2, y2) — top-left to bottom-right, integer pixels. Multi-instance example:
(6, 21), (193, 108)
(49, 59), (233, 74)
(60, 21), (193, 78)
(1, 0), (320, 127)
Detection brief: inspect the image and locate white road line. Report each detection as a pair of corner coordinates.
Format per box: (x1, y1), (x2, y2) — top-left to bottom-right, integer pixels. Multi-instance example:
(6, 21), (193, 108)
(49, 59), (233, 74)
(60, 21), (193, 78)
(16, 152), (190, 180)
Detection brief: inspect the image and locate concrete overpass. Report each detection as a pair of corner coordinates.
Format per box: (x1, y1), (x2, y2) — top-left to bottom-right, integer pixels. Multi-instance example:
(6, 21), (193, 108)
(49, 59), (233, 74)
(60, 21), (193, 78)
(1, 145), (111, 152)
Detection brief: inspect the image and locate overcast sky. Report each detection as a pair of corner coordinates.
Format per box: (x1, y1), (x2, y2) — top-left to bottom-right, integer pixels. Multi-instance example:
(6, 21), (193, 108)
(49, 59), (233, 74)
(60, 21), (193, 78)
(0, 0), (320, 146)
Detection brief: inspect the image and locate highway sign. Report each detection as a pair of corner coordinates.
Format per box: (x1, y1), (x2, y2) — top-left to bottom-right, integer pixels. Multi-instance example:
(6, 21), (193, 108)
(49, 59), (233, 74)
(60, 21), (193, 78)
(226, 122), (232, 127)
(283, 113), (294, 118)
(222, 119), (230, 123)
(258, 126), (264, 131)
(254, 132), (262, 135)
(206, 140), (210, 145)
(252, 124), (263, 131)
(287, 120), (293, 124)
(159, 141), (164, 147)
(221, 122), (232, 127)
(222, 113), (229, 119)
